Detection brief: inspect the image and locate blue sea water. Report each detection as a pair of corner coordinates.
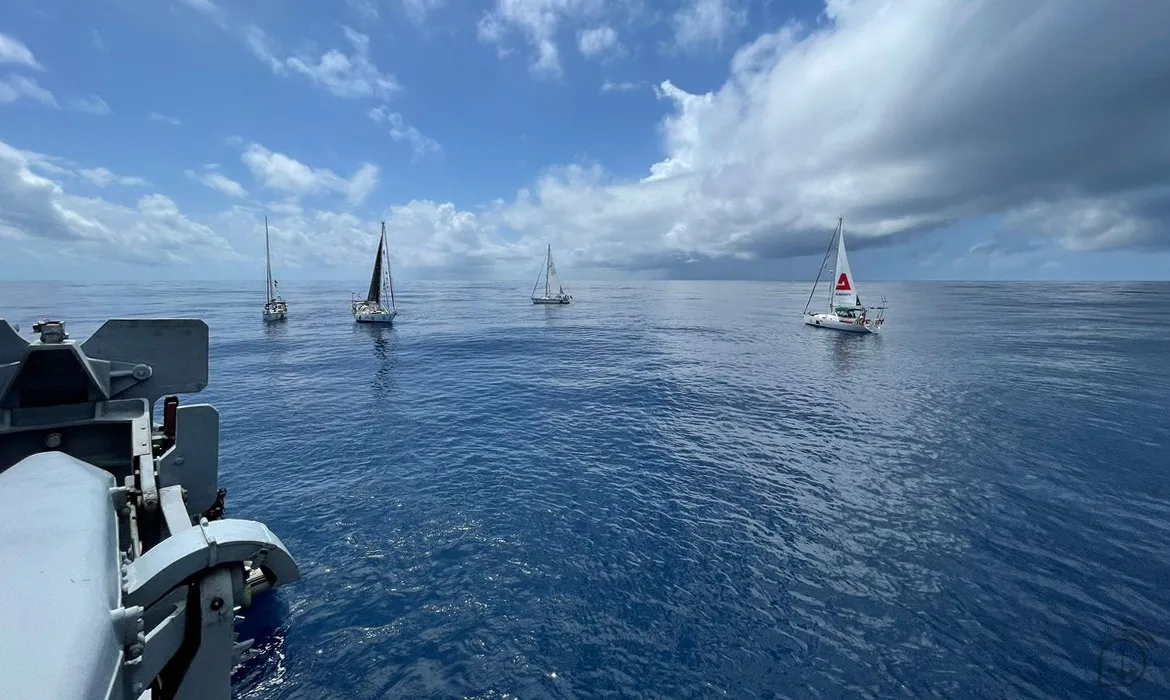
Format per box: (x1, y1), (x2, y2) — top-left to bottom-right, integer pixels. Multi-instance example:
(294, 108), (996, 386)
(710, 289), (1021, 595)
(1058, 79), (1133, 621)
(1, 280), (1168, 699)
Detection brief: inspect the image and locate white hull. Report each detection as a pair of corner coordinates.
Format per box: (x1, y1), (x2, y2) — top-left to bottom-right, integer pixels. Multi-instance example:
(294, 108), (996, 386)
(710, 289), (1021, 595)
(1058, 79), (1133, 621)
(532, 296), (571, 305)
(353, 300), (396, 324)
(263, 300), (288, 322)
(804, 313), (878, 334)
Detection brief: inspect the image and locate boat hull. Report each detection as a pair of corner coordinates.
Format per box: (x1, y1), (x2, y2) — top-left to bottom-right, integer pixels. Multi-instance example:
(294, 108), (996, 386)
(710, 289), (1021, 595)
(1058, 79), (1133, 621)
(263, 301), (288, 322)
(354, 311), (396, 324)
(804, 313), (878, 334)
(532, 296), (571, 305)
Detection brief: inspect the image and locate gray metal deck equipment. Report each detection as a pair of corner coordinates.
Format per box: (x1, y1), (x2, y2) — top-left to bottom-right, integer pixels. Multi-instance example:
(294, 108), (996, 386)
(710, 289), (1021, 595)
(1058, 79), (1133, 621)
(0, 319), (300, 700)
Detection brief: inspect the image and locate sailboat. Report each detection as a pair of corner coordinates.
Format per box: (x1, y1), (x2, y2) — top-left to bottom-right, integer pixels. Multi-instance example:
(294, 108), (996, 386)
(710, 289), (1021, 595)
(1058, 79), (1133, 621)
(803, 217), (886, 333)
(530, 244), (572, 304)
(262, 217), (288, 322)
(351, 221), (398, 324)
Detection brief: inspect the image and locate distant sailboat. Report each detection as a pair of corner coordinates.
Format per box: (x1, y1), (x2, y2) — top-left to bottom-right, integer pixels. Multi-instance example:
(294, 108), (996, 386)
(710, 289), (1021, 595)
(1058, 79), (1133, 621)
(262, 217), (288, 322)
(352, 221), (398, 324)
(803, 217), (886, 333)
(530, 244), (572, 305)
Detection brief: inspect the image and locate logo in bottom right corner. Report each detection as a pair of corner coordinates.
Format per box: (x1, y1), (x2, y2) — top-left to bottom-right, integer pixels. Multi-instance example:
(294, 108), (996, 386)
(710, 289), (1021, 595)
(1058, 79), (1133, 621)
(1098, 628), (1155, 688)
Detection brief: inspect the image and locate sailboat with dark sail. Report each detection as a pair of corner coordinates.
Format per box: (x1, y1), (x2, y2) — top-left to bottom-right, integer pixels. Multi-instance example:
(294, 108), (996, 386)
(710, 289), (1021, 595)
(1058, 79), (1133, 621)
(352, 221), (398, 324)
(262, 216), (288, 322)
(802, 217), (886, 333)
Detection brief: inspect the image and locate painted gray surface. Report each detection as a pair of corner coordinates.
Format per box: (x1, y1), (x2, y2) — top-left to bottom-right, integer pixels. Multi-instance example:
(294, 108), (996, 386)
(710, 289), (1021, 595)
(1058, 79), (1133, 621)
(0, 319), (300, 699)
(0, 452), (122, 700)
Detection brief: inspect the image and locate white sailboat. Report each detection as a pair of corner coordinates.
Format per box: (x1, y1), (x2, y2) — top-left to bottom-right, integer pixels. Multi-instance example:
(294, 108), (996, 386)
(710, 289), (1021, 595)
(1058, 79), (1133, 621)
(262, 217), (288, 322)
(352, 221), (398, 324)
(530, 244), (573, 305)
(803, 217), (886, 334)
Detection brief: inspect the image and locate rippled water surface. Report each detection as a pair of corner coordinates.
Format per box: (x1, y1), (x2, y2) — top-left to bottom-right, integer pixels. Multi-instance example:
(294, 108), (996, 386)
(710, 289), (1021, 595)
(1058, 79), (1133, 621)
(2, 280), (1168, 699)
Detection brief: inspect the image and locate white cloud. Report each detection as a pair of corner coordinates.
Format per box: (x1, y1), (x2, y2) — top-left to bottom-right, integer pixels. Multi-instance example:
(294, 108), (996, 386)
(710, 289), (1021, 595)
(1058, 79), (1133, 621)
(0, 33), (42, 70)
(150, 112), (182, 126)
(186, 166), (248, 198)
(240, 143), (379, 204)
(247, 25), (399, 100)
(578, 25), (620, 59)
(672, 0), (746, 51)
(1001, 197), (1162, 253)
(477, 0), (605, 78)
(0, 136), (516, 276)
(471, 0), (1170, 272)
(347, 0), (380, 23)
(91, 30), (105, 51)
(70, 95), (111, 115)
(79, 167), (147, 188)
(7, 0), (1170, 279)
(0, 75), (57, 107)
(600, 79), (640, 93)
(368, 106), (442, 159)
(402, 0), (444, 23)
(178, 0), (229, 27)
(0, 138), (238, 266)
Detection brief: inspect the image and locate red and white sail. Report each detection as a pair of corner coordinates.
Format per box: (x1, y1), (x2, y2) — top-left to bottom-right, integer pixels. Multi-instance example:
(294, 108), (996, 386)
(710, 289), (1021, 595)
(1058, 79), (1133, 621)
(831, 224), (859, 309)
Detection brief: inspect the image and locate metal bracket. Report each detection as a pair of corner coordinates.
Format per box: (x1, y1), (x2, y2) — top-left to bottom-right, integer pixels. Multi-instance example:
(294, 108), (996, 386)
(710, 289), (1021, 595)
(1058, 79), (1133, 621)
(121, 518), (300, 610)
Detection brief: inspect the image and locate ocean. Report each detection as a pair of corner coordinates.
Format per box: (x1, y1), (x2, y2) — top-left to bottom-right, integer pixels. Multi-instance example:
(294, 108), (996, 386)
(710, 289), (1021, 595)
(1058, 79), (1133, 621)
(2, 280), (1168, 699)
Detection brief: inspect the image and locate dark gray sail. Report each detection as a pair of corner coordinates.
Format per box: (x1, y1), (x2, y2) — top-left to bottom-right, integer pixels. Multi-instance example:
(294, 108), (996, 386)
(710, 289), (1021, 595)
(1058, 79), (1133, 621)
(366, 230), (384, 305)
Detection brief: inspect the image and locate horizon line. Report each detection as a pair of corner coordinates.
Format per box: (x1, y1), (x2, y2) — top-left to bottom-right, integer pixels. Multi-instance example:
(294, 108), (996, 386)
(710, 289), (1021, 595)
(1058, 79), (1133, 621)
(1, 278), (1168, 285)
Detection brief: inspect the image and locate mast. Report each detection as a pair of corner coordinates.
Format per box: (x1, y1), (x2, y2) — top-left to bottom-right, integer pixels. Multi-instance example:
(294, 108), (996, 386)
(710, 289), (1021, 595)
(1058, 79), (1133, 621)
(382, 221), (397, 311)
(545, 244), (552, 298)
(530, 247), (545, 299)
(828, 219), (839, 312)
(264, 216), (274, 302)
(803, 217), (841, 315)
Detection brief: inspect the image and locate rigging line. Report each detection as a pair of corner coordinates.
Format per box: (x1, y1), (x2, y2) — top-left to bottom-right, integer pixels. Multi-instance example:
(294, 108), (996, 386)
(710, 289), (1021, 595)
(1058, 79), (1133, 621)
(803, 217), (841, 315)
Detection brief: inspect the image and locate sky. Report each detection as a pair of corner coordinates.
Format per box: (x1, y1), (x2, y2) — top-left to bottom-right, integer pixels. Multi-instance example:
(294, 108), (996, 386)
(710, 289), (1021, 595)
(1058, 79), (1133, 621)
(1, 0), (1168, 282)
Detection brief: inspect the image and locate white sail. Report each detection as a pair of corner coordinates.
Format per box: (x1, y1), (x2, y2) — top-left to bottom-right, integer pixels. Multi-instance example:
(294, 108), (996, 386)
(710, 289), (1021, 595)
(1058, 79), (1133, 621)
(546, 255), (563, 296)
(831, 223), (860, 309)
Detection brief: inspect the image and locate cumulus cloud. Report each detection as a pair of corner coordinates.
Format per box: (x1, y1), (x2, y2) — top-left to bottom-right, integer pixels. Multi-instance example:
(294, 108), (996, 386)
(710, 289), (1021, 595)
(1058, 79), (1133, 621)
(478, 0), (1170, 273)
(0, 138), (238, 266)
(7, 0), (1170, 279)
(240, 143), (379, 204)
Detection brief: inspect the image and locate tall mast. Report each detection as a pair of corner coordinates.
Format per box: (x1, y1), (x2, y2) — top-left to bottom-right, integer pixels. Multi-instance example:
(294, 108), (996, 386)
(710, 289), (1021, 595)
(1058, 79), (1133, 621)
(802, 217), (840, 315)
(264, 216), (274, 301)
(828, 217), (842, 311)
(383, 221), (397, 311)
(545, 244), (552, 298)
